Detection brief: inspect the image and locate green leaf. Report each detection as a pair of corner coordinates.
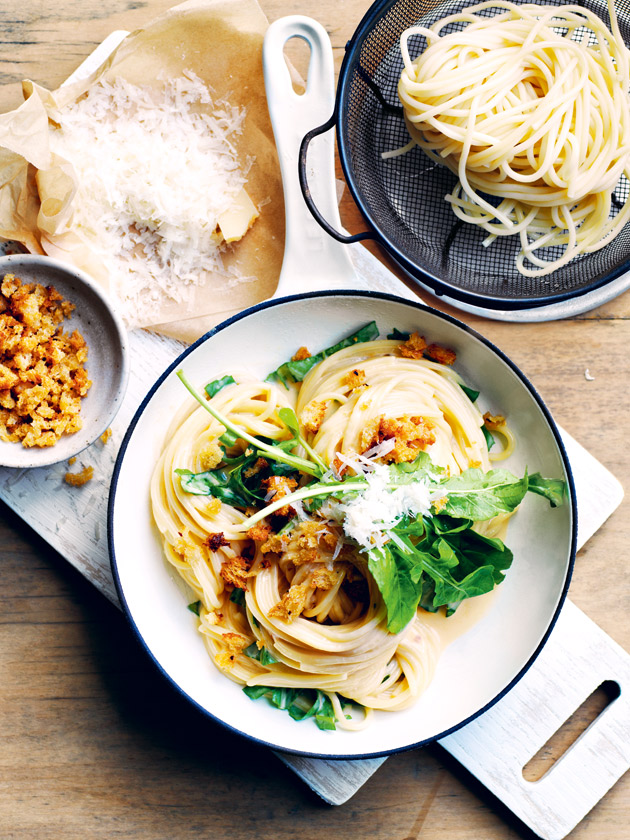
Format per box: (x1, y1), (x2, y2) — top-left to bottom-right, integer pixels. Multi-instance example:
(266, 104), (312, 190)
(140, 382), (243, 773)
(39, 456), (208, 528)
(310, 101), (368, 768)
(242, 686), (339, 730)
(187, 600), (201, 616)
(482, 424), (496, 451)
(387, 451), (442, 485)
(460, 383), (480, 403)
(244, 643), (279, 666)
(205, 375), (236, 398)
(175, 467), (252, 507)
(528, 472), (567, 507)
(243, 685), (270, 700)
(229, 588), (246, 607)
(387, 328), (410, 341)
(437, 468), (528, 520)
(367, 544), (423, 634)
(266, 321), (380, 386)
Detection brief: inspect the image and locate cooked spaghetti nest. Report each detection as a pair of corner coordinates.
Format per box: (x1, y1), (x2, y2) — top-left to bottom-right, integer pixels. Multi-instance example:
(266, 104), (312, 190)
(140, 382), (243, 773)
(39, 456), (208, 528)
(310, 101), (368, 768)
(396, 0), (630, 276)
(150, 338), (514, 730)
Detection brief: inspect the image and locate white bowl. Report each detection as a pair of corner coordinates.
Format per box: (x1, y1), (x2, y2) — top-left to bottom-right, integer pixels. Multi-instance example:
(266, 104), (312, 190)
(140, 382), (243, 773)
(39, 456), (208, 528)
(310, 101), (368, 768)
(109, 291), (576, 758)
(0, 254), (129, 468)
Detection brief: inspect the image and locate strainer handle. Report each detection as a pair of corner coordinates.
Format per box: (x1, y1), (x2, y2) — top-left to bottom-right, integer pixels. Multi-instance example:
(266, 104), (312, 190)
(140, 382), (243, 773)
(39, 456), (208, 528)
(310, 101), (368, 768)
(299, 117), (376, 245)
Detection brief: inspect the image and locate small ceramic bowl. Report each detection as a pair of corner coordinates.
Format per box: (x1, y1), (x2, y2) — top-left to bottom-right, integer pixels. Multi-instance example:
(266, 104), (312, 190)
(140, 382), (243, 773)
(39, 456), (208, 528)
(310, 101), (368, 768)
(0, 253), (129, 468)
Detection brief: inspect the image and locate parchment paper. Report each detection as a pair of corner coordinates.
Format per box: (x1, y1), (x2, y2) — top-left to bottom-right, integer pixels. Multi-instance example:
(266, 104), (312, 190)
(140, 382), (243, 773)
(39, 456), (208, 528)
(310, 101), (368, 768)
(0, 0), (286, 343)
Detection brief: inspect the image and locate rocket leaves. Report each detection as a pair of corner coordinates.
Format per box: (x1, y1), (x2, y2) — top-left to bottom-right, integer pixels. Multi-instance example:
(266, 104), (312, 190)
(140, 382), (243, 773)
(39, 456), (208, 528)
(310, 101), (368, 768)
(367, 515), (514, 633)
(266, 321), (380, 388)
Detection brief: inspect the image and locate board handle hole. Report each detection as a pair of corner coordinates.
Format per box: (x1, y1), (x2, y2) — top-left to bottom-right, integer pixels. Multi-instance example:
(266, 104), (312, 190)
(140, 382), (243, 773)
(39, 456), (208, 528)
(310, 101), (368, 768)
(522, 679), (621, 782)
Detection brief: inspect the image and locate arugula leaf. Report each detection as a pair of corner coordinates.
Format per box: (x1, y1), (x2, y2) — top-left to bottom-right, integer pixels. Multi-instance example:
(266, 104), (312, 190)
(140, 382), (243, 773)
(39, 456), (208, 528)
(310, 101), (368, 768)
(410, 538), (496, 607)
(482, 424), (496, 451)
(367, 544), (423, 634)
(229, 588), (246, 607)
(437, 468), (528, 520)
(460, 383), (480, 403)
(528, 472), (567, 507)
(175, 467), (252, 507)
(205, 375), (236, 398)
(387, 451), (442, 485)
(242, 686), (338, 730)
(187, 600), (202, 616)
(266, 321), (380, 387)
(387, 328), (410, 341)
(244, 643), (279, 666)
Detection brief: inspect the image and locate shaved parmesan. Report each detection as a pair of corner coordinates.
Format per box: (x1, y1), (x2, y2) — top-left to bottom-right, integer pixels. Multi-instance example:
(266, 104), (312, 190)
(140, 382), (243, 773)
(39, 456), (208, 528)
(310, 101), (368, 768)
(50, 72), (258, 325)
(340, 463), (433, 551)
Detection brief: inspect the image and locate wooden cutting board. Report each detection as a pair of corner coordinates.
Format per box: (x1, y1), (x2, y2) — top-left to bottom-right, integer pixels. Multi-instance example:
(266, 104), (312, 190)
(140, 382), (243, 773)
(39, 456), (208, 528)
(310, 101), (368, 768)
(0, 236), (628, 840)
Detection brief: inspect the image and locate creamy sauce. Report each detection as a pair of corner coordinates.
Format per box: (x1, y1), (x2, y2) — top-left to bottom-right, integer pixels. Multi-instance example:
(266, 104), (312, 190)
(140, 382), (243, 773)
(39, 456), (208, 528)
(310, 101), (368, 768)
(416, 587), (498, 652)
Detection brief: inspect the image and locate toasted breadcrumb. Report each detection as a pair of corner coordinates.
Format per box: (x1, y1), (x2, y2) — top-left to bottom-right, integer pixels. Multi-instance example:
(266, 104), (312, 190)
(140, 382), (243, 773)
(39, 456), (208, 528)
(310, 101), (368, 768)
(198, 440), (223, 471)
(100, 427), (112, 444)
(216, 632), (249, 669)
(361, 415), (436, 463)
(261, 475), (298, 517)
(483, 412), (506, 430)
(342, 368), (367, 390)
(64, 465), (94, 486)
(261, 531), (290, 555)
(425, 343), (456, 365)
(206, 532), (230, 552)
(291, 346), (311, 361)
(268, 581), (311, 622)
(301, 399), (328, 434)
(247, 522), (272, 542)
(220, 554), (251, 590)
(398, 332), (427, 359)
(309, 567), (342, 591)
(0, 273), (92, 448)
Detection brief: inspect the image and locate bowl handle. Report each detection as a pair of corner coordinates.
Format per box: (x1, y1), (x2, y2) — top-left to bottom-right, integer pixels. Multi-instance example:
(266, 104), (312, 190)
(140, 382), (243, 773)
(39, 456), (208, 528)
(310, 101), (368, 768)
(298, 115), (375, 247)
(263, 16), (372, 298)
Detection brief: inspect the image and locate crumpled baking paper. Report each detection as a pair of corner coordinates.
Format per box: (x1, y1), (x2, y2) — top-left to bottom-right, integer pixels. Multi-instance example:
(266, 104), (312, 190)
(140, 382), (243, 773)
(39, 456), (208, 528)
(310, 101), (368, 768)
(0, 0), (286, 343)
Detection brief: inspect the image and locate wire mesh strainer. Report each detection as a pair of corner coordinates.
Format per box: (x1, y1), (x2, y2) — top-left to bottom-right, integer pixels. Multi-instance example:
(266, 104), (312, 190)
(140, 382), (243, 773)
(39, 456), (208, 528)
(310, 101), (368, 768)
(299, 0), (630, 310)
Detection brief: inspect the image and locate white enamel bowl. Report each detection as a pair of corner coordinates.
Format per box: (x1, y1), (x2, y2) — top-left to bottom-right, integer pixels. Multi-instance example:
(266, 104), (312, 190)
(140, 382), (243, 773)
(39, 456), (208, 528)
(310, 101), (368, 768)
(108, 291), (576, 758)
(0, 254), (129, 468)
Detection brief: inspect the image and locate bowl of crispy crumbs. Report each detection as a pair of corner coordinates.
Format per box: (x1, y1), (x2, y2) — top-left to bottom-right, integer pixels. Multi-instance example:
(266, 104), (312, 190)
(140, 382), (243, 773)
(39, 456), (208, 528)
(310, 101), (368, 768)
(0, 254), (128, 468)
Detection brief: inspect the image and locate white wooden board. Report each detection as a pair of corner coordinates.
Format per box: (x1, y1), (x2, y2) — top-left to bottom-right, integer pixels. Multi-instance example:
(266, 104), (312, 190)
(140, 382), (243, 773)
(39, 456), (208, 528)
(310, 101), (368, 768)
(0, 239), (627, 840)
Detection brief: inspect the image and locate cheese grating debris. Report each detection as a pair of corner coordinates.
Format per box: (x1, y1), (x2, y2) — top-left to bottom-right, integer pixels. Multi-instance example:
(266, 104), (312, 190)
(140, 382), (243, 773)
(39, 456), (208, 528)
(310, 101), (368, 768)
(51, 72), (259, 325)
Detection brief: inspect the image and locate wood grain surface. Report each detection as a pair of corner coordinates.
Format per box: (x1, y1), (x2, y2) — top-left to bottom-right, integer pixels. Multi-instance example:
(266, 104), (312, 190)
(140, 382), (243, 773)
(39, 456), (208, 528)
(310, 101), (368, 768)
(1, 1), (629, 838)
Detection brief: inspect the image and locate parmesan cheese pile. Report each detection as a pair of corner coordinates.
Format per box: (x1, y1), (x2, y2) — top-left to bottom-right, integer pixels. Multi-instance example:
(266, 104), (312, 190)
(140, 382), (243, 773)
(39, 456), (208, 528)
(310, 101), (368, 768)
(50, 72), (259, 326)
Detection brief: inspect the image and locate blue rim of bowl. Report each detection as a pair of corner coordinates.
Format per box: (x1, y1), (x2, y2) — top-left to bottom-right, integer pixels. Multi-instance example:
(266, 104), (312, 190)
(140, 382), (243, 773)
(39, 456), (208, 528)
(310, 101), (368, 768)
(108, 290), (578, 760)
(0, 253), (130, 467)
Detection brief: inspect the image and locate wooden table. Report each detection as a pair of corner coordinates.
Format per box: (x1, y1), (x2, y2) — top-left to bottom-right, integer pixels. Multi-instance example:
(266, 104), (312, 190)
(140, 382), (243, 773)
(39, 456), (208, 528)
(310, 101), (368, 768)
(1, 1), (629, 838)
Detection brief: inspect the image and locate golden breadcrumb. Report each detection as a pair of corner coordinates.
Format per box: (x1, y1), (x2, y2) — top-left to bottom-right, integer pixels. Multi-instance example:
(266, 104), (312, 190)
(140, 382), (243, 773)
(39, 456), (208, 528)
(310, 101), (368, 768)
(64, 465), (94, 486)
(361, 415), (436, 463)
(398, 332), (427, 359)
(220, 554), (251, 590)
(425, 343), (457, 365)
(483, 412), (507, 430)
(342, 368), (367, 390)
(100, 427), (112, 444)
(215, 632), (249, 669)
(261, 475), (298, 517)
(268, 581), (311, 622)
(301, 399), (328, 434)
(291, 346), (311, 361)
(0, 273), (91, 448)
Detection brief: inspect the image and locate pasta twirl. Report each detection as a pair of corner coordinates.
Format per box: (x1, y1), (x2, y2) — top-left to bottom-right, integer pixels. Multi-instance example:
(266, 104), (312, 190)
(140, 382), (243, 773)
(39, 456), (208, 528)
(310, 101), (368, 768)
(395, 1), (630, 276)
(150, 329), (562, 730)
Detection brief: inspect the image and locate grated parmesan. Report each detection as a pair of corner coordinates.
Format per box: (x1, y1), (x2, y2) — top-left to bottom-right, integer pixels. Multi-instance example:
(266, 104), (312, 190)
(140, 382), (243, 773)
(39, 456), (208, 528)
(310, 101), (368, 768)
(50, 72), (257, 325)
(339, 461), (433, 551)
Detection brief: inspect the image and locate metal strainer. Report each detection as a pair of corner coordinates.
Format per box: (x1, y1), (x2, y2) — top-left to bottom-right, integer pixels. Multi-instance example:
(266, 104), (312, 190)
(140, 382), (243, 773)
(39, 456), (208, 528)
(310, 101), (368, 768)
(299, 0), (630, 311)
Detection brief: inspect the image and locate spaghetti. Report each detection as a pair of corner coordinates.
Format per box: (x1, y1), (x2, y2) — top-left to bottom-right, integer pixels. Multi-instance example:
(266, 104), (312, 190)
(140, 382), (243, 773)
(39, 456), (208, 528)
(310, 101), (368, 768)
(395, 1), (630, 276)
(150, 328), (556, 730)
